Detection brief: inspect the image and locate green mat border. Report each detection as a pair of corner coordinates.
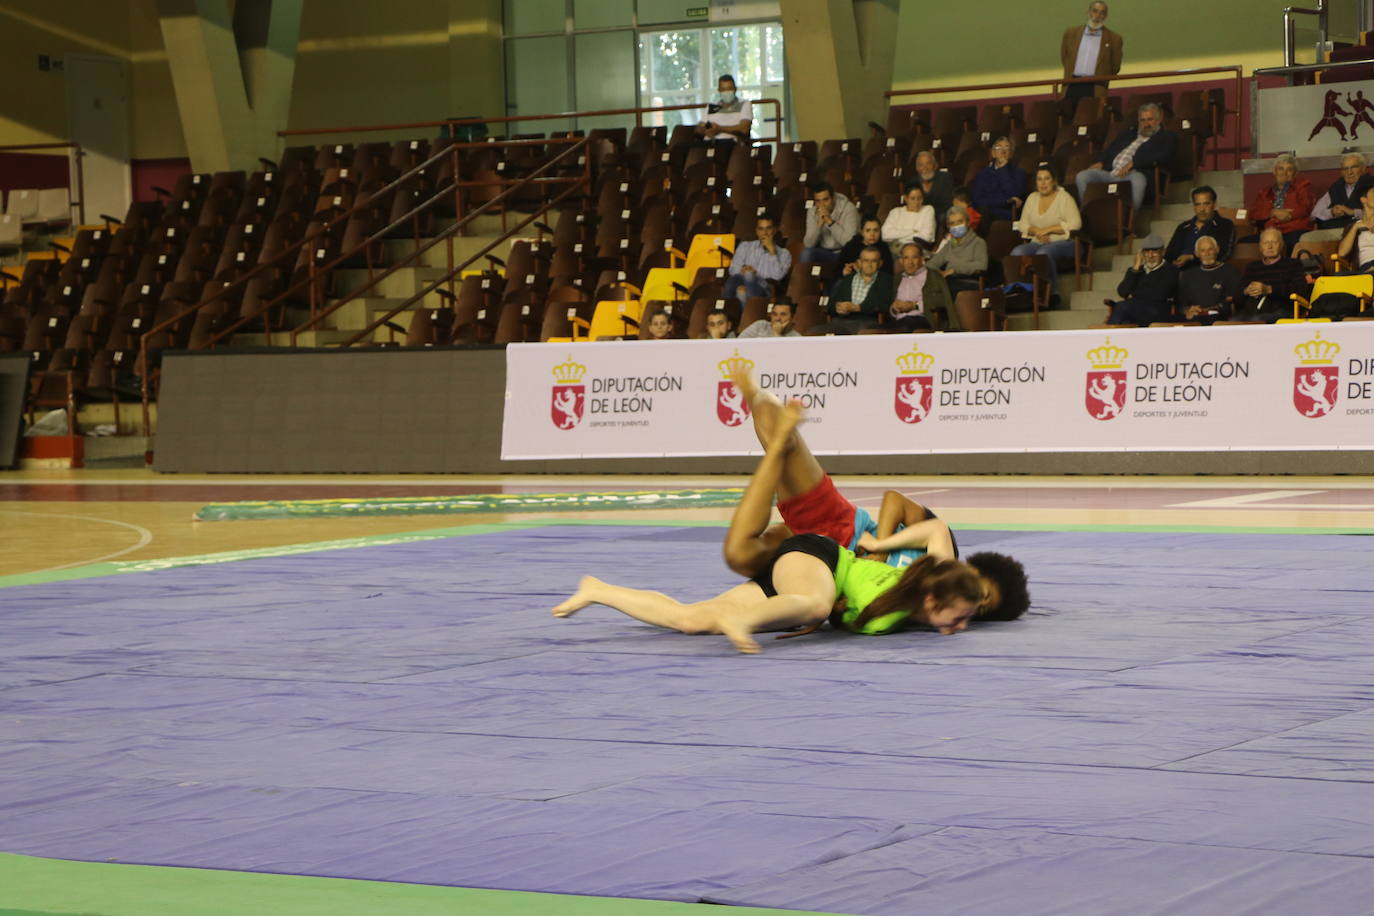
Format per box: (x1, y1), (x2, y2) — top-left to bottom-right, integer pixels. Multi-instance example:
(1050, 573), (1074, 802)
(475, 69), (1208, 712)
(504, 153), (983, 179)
(194, 488), (750, 521)
(2, 518), (1371, 590)
(0, 853), (849, 916)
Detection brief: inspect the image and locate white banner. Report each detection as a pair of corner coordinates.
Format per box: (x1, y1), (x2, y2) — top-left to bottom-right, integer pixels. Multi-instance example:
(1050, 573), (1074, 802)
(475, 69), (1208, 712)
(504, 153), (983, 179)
(501, 325), (1374, 458)
(1258, 81), (1374, 157)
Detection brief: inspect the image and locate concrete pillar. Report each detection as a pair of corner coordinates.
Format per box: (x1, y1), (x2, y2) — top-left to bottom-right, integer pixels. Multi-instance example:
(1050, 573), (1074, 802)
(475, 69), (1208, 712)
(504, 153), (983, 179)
(157, 0), (302, 172)
(779, 0), (898, 142)
(448, 0), (505, 122)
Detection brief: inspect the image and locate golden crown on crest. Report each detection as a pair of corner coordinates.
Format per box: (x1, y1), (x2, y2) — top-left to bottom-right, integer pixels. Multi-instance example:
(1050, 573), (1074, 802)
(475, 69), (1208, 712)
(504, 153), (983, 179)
(895, 345), (935, 375)
(1294, 331), (1340, 365)
(551, 355), (587, 384)
(1086, 338), (1129, 370)
(717, 348), (755, 379)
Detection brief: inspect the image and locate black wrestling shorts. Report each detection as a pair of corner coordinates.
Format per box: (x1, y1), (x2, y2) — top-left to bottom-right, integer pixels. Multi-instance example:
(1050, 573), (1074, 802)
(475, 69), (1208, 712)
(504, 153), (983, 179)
(750, 533), (841, 598)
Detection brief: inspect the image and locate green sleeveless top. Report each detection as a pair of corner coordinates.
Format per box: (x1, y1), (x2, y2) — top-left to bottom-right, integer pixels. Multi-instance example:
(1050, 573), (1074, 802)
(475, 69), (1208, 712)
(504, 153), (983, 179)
(832, 547), (913, 635)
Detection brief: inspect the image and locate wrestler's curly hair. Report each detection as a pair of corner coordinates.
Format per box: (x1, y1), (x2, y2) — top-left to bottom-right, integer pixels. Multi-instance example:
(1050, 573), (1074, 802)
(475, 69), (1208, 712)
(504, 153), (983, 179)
(851, 555), (983, 630)
(966, 552), (1030, 621)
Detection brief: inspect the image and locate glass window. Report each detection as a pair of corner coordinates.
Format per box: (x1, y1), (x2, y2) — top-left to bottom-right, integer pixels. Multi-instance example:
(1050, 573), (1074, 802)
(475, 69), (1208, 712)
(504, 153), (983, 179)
(505, 0), (566, 36)
(764, 24), (785, 83)
(506, 35), (572, 133)
(637, 24), (786, 137)
(575, 31), (637, 131)
(573, 0), (633, 30)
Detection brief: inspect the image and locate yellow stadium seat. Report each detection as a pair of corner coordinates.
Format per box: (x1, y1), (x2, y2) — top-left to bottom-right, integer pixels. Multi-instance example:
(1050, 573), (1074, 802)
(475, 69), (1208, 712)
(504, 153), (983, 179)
(683, 233), (735, 278)
(1291, 273), (1373, 319)
(641, 267), (691, 303)
(571, 299), (644, 341)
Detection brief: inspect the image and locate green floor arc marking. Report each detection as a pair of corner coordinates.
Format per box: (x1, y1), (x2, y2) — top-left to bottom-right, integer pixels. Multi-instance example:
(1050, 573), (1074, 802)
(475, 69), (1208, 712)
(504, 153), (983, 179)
(194, 488), (748, 521)
(0, 853), (853, 916)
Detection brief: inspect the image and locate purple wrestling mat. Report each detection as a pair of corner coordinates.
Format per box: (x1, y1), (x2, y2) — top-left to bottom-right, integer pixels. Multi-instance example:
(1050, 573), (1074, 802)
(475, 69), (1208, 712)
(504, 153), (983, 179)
(3, 525), (1374, 913)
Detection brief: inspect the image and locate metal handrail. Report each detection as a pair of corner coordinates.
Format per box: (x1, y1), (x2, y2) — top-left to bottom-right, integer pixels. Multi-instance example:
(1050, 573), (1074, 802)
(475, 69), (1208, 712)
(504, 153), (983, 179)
(0, 141), (86, 224)
(335, 179), (587, 349)
(292, 138), (591, 346)
(1283, 1), (1329, 67)
(136, 133), (582, 438)
(212, 136), (584, 347)
(277, 98), (785, 146)
(885, 66), (1246, 169)
(1254, 57), (1374, 77)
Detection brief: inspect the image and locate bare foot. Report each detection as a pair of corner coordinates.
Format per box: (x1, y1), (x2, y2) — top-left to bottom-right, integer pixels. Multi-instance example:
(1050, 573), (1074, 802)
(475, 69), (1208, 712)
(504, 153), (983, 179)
(730, 367), (760, 407)
(719, 618), (762, 654)
(766, 400), (804, 454)
(552, 575), (602, 617)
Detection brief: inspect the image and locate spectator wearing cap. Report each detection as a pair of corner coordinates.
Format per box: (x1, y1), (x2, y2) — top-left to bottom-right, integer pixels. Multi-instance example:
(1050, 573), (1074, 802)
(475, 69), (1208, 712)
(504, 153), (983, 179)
(1310, 152), (1374, 231)
(1107, 233), (1178, 325)
(972, 137), (1026, 222)
(1074, 103), (1177, 212)
(695, 74), (752, 145)
(1165, 185), (1235, 268)
(1243, 154), (1315, 250)
(1061, 2), (1123, 108)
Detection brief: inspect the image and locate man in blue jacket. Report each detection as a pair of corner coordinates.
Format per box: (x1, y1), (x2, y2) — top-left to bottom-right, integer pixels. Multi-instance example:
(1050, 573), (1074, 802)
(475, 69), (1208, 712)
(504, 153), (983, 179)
(1074, 103), (1177, 212)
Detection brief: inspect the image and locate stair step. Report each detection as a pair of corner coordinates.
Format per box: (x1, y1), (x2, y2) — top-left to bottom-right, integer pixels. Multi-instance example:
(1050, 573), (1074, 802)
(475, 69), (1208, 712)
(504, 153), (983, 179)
(334, 266), (450, 298)
(1006, 309), (1103, 331)
(235, 329), (356, 347)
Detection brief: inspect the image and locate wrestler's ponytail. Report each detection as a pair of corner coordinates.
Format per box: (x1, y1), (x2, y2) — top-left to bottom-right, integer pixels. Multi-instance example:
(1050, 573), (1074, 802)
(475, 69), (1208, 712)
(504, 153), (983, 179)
(852, 555), (983, 629)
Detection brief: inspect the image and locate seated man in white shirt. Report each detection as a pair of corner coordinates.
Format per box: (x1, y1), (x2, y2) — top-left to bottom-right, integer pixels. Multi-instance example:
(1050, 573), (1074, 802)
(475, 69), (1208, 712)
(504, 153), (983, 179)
(695, 74), (752, 146)
(738, 299), (802, 338)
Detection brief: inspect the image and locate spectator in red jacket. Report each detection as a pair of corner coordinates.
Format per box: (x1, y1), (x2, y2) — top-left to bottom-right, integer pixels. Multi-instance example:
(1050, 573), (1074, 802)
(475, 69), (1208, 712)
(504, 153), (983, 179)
(1245, 154), (1315, 251)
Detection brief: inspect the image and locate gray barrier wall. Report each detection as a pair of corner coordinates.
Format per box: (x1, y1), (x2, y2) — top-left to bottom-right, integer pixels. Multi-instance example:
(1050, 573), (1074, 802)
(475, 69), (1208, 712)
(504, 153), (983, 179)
(152, 348), (1372, 474)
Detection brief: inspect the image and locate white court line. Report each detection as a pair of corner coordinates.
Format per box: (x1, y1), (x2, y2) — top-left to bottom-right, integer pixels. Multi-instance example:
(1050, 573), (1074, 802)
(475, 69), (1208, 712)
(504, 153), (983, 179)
(848, 488), (951, 505)
(1, 510), (154, 573)
(1163, 490), (1374, 510)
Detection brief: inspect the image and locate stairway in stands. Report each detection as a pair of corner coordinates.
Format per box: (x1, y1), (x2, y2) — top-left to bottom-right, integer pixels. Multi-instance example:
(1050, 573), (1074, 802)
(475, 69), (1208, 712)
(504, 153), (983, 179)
(1009, 167), (1244, 331)
(232, 216), (506, 347)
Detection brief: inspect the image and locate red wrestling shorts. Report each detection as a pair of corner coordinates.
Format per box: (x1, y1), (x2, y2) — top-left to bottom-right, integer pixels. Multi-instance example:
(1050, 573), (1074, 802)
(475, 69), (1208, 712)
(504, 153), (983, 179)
(775, 474), (856, 548)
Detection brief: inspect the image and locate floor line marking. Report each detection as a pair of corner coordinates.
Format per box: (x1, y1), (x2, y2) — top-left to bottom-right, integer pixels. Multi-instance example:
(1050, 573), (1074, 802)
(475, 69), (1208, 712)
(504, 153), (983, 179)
(1166, 490), (1329, 509)
(0, 510), (154, 573)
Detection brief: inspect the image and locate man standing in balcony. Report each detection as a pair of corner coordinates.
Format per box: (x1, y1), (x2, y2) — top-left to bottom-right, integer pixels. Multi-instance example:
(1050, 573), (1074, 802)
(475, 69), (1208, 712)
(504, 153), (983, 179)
(696, 74), (753, 146)
(1061, 2), (1123, 109)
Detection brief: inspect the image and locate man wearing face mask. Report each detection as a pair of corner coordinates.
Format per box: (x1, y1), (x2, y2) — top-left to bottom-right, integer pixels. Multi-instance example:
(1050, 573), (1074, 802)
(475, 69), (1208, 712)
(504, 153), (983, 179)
(1061, 1), (1122, 109)
(1106, 234), (1178, 325)
(696, 74), (753, 145)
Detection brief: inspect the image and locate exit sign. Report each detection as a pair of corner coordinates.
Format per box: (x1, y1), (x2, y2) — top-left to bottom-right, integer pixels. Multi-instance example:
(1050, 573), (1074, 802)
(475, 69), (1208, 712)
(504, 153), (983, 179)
(686, 6), (708, 17)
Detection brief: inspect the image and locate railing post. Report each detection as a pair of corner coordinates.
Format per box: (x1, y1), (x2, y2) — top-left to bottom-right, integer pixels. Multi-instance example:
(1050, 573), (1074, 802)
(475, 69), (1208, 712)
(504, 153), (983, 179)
(73, 144), (86, 224)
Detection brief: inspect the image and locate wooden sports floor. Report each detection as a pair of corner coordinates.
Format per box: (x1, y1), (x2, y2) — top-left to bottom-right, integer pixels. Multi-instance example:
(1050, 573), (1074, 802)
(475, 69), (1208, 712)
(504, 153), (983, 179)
(4, 468), (1374, 915)
(3, 470), (1374, 582)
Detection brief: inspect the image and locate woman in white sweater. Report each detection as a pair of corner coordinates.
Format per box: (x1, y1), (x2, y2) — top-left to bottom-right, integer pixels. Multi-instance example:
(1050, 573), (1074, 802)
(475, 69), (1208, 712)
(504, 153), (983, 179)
(1010, 165), (1081, 282)
(882, 184), (936, 257)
